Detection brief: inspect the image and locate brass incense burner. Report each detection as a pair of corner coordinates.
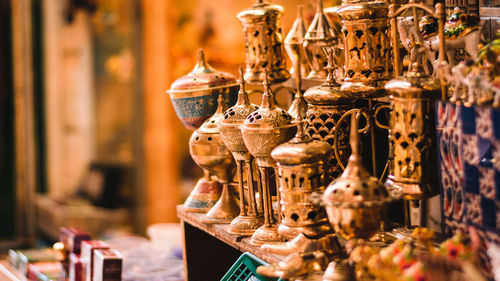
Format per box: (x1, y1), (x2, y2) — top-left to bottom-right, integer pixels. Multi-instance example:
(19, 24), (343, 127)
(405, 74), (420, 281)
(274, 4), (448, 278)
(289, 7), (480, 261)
(323, 114), (390, 240)
(241, 70), (296, 245)
(237, 0), (290, 84)
(219, 67), (264, 235)
(284, 6), (310, 79)
(304, 0), (342, 80)
(169, 49), (238, 213)
(337, 0), (391, 98)
(271, 114), (333, 240)
(190, 95), (239, 224)
(304, 50), (357, 179)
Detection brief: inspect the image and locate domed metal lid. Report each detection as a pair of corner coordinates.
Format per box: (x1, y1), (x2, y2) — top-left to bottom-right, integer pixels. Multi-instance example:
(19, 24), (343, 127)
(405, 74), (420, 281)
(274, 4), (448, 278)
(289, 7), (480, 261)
(244, 70), (293, 128)
(168, 49), (238, 93)
(222, 67), (259, 123)
(305, 0), (336, 41)
(198, 94), (228, 134)
(384, 63), (441, 99)
(323, 115), (388, 205)
(237, 0), (284, 23)
(304, 50), (356, 105)
(271, 114), (332, 165)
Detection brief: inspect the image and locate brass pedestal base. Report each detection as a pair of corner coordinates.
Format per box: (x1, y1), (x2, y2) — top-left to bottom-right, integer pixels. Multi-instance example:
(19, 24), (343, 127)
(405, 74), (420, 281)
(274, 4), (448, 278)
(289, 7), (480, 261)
(228, 215), (264, 236)
(250, 224), (284, 246)
(183, 175), (222, 213)
(202, 184), (239, 224)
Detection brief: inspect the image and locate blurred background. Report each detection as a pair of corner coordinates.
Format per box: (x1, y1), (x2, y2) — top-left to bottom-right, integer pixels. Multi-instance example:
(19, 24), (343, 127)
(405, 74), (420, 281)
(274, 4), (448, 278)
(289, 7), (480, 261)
(0, 0), (341, 247)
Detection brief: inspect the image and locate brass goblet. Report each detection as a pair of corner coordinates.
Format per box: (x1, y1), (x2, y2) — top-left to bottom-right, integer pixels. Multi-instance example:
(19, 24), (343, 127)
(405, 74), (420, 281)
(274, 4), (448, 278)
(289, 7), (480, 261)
(219, 67), (264, 235)
(190, 94), (239, 224)
(241, 70), (296, 245)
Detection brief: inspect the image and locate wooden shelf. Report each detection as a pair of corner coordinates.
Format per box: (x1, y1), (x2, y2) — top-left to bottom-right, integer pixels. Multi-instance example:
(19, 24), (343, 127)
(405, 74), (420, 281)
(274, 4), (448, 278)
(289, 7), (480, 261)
(177, 205), (284, 281)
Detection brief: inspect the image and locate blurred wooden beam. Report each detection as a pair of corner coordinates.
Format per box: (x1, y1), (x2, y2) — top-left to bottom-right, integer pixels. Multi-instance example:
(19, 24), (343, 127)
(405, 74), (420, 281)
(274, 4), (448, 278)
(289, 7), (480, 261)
(11, 0), (36, 242)
(142, 0), (180, 224)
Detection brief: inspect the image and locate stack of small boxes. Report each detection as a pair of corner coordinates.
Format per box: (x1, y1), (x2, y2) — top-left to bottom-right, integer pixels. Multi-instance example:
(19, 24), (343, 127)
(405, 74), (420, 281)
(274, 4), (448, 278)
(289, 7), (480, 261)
(9, 227), (123, 281)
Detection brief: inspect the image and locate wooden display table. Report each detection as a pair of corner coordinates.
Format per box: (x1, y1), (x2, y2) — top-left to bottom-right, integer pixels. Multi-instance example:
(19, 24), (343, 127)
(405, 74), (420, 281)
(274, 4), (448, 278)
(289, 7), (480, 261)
(177, 205), (284, 281)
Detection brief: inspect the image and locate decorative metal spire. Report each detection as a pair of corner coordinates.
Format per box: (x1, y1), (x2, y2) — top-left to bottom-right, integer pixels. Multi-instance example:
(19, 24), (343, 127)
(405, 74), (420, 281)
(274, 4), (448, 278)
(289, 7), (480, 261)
(237, 66), (250, 106)
(261, 69), (276, 109)
(325, 48), (341, 86)
(216, 93), (228, 114)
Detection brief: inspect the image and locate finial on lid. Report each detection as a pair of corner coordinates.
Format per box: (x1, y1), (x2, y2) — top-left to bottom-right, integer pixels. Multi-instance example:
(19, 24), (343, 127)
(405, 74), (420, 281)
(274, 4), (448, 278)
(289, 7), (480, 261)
(297, 5), (303, 19)
(325, 48), (340, 86)
(261, 69), (276, 109)
(195, 49), (209, 69)
(216, 93), (228, 114)
(237, 66), (250, 105)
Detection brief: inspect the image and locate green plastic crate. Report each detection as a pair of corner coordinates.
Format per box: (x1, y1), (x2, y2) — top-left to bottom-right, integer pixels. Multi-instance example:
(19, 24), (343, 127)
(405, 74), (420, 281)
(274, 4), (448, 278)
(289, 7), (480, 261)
(220, 252), (280, 281)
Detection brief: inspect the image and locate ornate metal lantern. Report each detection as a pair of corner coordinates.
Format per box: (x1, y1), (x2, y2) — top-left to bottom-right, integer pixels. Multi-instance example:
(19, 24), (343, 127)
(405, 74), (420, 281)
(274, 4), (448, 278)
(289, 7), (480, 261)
(304, 50), (357, 179)
(168, 49), (238, 212)
(284, 6), (310, 78)
(241, 70), (296, 245)
(323, 115), (390, 240)
(237, 0), (290, 84)
(303, 0), (342, 80)
(190, 95), (239, 224)
(219, 67), (264, 235)
(337, 0), (392, 97)
(384, 2), (447, 202)
(271, 115), (334, 240)
(384, 63), (441, 201)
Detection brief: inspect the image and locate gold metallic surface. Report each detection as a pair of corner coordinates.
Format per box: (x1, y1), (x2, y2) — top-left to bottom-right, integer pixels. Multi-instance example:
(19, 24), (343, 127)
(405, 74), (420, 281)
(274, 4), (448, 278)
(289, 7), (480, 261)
(256, 251), (330, 279)
(288, 51), (308, 121)
(261, 233), (342, 256)
(385, 1), (447, 201)
(271, 113), (334, 239)
(168, 49), (239, 130)
(237, 0), (290, 84)
(189, 94), (239, 224)
(384, 65), (441, 200)
(304, 50), (357, 179)
(323, 114), (390, 240)
(220, 67), (264, 234)
(285, 6), (311, 78)
(337, 0), (391, 98)
(242, 70), (296, 245)
(304, 0), (343, 80)
(182, 170), (222, 213)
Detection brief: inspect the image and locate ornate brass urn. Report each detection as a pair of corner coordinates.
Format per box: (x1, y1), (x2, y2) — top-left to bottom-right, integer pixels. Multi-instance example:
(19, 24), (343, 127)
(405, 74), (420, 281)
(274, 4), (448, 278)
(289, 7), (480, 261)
(241, 70), (296, 245)
(190, 95), (239, 224)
